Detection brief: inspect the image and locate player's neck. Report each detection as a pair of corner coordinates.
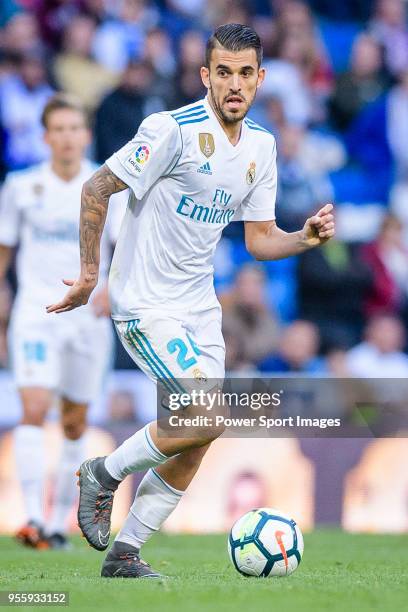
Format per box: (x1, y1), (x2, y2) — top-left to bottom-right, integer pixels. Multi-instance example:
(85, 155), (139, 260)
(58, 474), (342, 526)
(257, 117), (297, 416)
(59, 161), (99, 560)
(51, 159), (82, 182)
(207, 96), (242, 146)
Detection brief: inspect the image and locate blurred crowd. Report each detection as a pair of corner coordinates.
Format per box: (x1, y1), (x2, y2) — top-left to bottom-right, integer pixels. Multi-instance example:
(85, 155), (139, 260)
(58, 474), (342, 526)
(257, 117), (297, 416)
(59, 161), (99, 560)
(1, 0), (408, 383)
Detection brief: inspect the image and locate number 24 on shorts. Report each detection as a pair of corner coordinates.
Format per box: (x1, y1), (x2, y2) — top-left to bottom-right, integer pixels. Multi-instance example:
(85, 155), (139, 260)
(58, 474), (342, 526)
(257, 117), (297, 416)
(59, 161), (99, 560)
(167, 333), (201, 371)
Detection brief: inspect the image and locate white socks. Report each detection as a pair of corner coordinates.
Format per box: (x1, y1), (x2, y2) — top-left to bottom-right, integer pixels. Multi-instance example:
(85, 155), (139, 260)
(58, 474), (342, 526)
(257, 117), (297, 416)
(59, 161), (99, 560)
(115, 468), (183, 549)
(105, 424), (168, 481)
(14, 425), (46, 525)
(47, 435), (87, 535)
(14, 426), (87, 532)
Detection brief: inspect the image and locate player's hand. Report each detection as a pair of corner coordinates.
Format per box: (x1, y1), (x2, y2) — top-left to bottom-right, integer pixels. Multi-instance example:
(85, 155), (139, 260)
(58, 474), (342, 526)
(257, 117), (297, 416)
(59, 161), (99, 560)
(45, 278), (96, 314)
(301, 203), (335, 248)
(91, 284), (111, 318)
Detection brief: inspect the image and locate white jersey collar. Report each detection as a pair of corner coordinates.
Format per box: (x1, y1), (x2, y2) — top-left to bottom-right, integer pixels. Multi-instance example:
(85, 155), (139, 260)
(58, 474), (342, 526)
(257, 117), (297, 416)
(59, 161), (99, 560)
(203, 96), (246, 150)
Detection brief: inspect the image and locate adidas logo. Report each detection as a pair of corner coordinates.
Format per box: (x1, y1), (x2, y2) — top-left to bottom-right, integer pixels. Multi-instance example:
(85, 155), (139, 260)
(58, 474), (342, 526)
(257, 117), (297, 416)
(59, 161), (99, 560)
(197, 161), (212, 175)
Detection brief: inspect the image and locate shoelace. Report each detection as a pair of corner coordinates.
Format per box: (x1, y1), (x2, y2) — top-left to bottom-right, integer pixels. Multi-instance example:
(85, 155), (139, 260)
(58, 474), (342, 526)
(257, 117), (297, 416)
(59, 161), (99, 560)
(119, 553), (149, 567)
(94, 490), (114, 522)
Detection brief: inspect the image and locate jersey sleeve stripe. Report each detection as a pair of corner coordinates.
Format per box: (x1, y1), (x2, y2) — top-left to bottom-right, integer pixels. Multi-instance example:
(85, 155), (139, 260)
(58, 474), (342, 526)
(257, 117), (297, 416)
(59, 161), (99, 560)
(244, 119), (272, 134)
(172, 109), (207, 121)
(171, 104), (205, 118)
(167, 115), (184, 175)
(176, 115), (209, 126)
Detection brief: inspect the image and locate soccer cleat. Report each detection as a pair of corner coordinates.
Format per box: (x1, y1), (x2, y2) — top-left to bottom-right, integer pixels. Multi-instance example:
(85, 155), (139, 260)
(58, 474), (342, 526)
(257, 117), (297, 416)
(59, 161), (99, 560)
(101, 542), (163, 579)
(47, 532), (72, 550)
(15, 521), (49, 550)
(76, 457), (115, 551)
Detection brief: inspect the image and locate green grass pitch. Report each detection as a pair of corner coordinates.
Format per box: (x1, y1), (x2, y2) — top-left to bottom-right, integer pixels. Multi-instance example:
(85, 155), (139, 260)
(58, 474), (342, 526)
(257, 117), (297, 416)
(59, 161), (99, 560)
(1, 530), (407, 612)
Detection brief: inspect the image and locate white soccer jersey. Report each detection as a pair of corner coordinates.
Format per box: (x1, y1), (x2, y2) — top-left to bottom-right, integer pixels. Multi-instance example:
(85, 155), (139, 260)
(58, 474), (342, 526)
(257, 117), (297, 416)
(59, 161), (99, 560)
(106, 96), (277, 319)
(0, 160), (125, 312)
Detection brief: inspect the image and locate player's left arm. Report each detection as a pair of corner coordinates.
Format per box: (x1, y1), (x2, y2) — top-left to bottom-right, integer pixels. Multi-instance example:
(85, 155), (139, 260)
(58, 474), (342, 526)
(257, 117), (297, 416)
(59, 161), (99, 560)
(244, 203), (335, 261)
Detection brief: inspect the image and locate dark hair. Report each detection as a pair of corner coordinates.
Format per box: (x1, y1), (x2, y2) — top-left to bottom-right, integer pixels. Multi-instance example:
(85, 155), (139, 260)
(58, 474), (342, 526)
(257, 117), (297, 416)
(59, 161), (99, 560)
(206, 23), (263, 68)
(41, 93), (87, 128)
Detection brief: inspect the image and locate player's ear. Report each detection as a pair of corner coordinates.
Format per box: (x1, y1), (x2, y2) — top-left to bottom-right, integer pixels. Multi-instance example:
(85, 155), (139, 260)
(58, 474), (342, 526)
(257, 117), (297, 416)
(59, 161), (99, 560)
(256, 67), (266, 89)
(200, 66), (210, 90)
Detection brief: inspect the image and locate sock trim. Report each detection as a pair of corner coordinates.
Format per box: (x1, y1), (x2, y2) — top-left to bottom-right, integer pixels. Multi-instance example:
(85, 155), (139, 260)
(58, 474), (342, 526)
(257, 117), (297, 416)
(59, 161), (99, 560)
(144, 426), (167, 462)
(151, 468), (184, 497)
(98, 457), (122, 489)
(114, 535), (141, 551)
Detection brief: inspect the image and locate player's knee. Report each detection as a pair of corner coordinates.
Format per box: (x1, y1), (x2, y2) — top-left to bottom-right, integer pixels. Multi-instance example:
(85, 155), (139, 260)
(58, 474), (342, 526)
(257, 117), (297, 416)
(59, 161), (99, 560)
(21, 408), (47, 427)
(63, 424), (86, 440)
(20, 394), (50, 426)
(202, 421), (225, 442)
(60, 399), (87, 440)
(190, 394), (230, 442)
(62, 419), (86, 440)
(191, 415), (226, 444)
(174, 401), (225, 443)
(203, 399), (230, 441)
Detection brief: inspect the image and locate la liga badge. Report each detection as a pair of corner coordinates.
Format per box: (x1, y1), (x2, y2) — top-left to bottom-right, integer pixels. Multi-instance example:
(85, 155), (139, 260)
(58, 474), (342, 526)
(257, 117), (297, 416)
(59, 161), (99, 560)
(125, 142), (151, 174)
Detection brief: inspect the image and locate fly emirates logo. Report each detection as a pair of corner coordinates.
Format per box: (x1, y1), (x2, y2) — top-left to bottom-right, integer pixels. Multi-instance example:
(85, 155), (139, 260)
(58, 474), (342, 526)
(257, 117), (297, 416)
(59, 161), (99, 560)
(176, 188), (235, 225)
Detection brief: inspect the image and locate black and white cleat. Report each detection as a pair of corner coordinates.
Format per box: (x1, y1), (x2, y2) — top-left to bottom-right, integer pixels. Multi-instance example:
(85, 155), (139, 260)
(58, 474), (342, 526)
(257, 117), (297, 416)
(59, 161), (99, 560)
(76, 457), (116, 551)
(101, 542), (164, 579)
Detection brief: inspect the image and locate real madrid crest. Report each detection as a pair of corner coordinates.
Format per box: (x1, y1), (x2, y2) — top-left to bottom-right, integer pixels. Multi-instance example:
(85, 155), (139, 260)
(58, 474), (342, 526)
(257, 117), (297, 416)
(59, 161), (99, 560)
(199, 133), (215, 158)
(193, 367), (208, 383)
(246, 161), (256, 185)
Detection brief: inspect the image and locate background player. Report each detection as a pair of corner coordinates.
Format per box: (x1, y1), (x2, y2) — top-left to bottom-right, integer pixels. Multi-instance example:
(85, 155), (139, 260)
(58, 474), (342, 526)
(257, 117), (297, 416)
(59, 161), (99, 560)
(47, 25), (335, 575)
(0, 94), (124, 549)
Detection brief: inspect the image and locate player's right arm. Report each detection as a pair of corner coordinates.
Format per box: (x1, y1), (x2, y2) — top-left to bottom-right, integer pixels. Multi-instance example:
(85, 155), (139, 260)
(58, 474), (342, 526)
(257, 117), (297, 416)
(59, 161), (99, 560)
(46, 112), (182, 314)
(46, 164), (128, 313)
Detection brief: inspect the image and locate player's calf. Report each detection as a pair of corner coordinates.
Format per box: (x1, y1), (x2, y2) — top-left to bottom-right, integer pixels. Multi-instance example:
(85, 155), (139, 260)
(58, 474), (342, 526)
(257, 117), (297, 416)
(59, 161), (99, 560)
(60, 398), (87, 440)
(157, 387), (230, 447)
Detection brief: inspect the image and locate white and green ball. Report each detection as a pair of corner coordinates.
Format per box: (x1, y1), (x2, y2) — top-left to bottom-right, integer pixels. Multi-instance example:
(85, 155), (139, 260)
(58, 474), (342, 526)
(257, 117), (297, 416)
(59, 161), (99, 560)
(228, 507), (304, 577)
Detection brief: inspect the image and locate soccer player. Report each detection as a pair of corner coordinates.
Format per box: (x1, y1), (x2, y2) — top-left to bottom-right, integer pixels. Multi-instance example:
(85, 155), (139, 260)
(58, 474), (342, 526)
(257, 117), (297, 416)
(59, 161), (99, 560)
(0, 94), (123, 549)
(47, 24), (335, 576)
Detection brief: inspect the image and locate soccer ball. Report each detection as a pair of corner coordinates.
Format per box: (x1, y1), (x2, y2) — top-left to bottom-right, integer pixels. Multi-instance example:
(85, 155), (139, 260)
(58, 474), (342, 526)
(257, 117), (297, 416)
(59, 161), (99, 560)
(228, 507), (304, 577)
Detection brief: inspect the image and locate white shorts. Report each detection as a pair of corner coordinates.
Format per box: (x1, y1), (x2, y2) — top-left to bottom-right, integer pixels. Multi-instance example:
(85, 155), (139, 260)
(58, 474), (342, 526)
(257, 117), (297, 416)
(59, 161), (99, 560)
(9, 305), (113, 404)
(114, 307), (225, 396)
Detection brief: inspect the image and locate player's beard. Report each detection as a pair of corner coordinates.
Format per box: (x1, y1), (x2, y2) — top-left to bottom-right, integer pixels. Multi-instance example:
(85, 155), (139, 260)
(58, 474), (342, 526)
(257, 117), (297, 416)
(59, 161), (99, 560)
(208, 84), (254, 125)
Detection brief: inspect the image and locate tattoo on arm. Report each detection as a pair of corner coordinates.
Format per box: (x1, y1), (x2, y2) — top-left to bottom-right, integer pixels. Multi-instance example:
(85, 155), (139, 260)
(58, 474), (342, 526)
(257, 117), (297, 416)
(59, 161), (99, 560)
(79, 164), (128, 281)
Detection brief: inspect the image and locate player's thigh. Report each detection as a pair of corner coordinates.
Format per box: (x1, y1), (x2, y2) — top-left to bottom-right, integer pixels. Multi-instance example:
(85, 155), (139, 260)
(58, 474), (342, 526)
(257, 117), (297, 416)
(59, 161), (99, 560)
(60, 316), (114, 404)
(8, 311), (60, 421)
(115, 313), (220, 396)
(193, 306), (226, 381)
(116, 313), (228, 445)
